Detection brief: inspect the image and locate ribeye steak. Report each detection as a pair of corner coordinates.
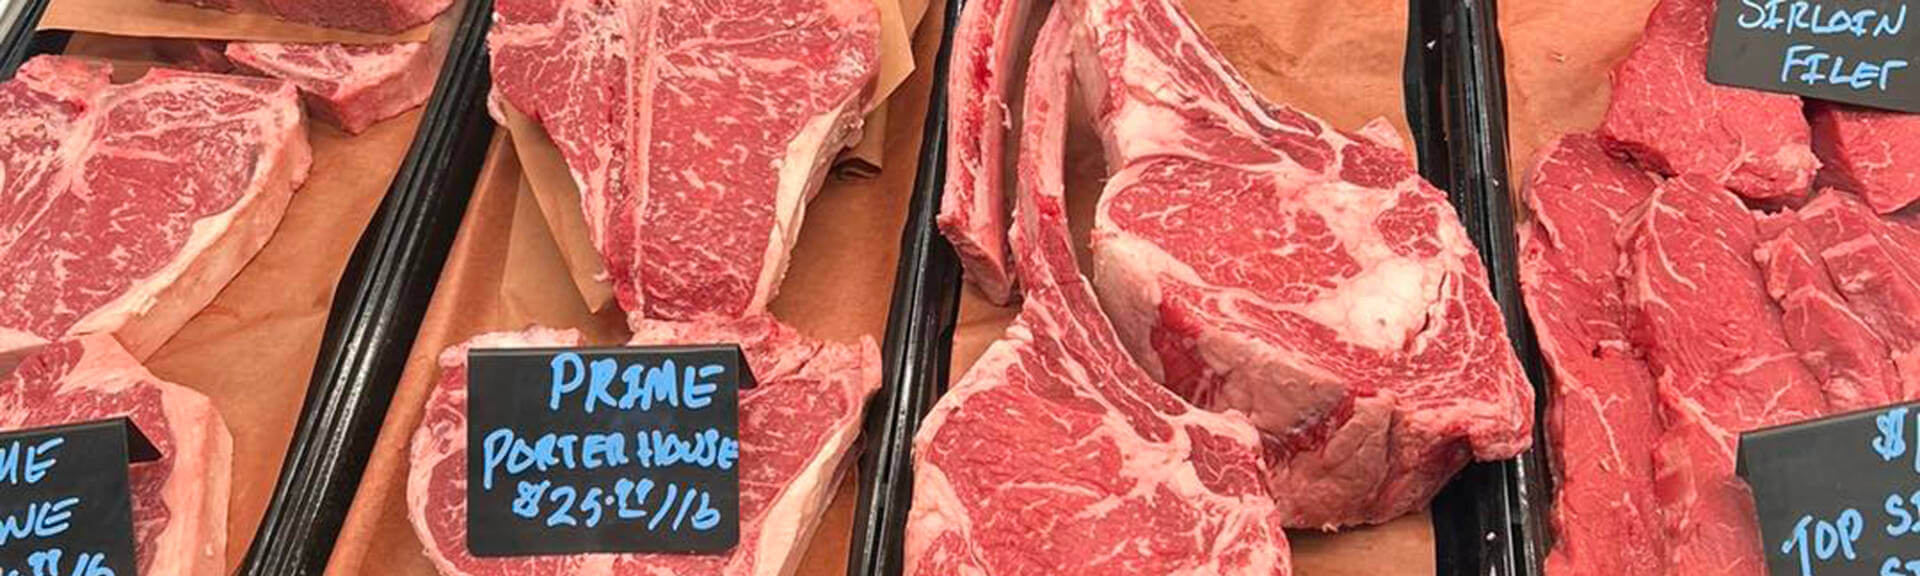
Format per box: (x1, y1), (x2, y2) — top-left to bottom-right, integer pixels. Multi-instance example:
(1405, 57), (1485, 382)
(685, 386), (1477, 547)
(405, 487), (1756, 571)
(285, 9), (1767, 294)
(1600, 0), (1815, 200)
(0, 56), (310, 367)
(1, 334), (232, 576)
(227, 42), (436, 135)
(1071, 0), (1532, 527)
(906, 8), (1291, 573)
(489, 0), (880, 321)
(408, 316), (880, 576)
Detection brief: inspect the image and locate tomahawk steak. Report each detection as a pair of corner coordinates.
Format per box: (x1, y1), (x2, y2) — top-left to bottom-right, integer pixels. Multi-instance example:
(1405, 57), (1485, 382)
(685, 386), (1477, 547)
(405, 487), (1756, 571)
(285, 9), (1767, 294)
(937, 0), (1046, 305)
(0, 56), (310, 366)
(906, 8), (1292, 573)
(1809, 103), (1920, 214)
(1070, 0), (1531, 527)
(227, 42), (435, 134)
(1, 334), (232, 576)
(407, 316), (880, 576)
(1600, 0), (1815, 200)
(1519, 134), (1666, 576)
(489, 0), (880, 321)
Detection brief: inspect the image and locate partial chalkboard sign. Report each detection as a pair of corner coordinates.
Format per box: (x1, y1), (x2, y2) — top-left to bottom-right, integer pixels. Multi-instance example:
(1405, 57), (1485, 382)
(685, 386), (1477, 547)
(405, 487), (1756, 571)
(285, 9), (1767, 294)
(0, 417), (159, 576)
(1739, 402), (1920, 576)
(465, 346), (748, 557)
(1708, 0), (1920, 112)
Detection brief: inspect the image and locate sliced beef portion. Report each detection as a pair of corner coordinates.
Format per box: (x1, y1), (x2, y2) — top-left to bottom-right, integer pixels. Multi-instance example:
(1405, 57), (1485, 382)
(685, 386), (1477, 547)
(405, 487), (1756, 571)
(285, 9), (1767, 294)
(905, 8), (1292, 573)
(1600, 0), (1815, 200)
(227, 42), (435, 135)
(1623, 174), (1828, 576)
(1518, 135), (1666, 576)
(1, 335), (232, 576)
(490, 0), (880, 321)
(1791, 191), (1920, 396)
(261, 0), (453, 33)
(1070, 0), (1530, 527)
(1756, 204), (1902, 411)
(1810, 103), (1920, 213)
(0, 56), (310, 365)
(937, 0), (1047, 305)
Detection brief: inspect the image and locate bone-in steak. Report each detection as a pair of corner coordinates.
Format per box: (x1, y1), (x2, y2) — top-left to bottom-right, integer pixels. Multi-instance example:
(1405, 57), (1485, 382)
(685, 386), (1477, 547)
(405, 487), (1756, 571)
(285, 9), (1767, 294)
(489, 0), (880, 321)
(0, 56), (310, 366)
(1071, 0), (1531, 527)
(937, 0), (1045, 305)
(906, 9), (1292, 573)
(407, 316), (880, 576)
(227, 42), (435, 135)
(1, 334), (232, 576)
(1600, 0), (1815, 200)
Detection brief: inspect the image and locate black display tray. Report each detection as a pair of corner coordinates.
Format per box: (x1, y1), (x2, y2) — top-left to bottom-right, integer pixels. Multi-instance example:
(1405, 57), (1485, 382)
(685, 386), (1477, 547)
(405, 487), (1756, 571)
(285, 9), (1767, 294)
(0, 2), (497, 574)
(846, 0), (1548, 575)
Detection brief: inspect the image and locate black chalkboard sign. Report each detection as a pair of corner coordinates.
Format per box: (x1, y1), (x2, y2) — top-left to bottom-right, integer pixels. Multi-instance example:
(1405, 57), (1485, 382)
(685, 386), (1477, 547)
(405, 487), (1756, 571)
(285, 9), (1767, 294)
(1739, 402), (1920, 576)
(1708, 0), (1920, 112)
(465, 345), (748, 557)
(0, 417), (160, 576)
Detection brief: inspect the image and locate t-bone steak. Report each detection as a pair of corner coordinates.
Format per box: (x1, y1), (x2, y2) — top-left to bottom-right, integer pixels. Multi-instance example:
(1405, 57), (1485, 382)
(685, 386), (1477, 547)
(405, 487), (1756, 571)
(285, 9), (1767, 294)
(407, 316), (881, 576)
(226, 42), (436, 135)
(0, 56), (310, 368)
(1519, 135), (1666, 576)
(261, 0), (454, 33)
(1069, 0), (1532, 527)
(905, 8), (1291, 573)
(1809, 102), (1920, 214)
(936, 0), (1047, 305)
(1600, 0), (1816, 200)
(489, 0), (880, 321)
(1, 334), (232, 576)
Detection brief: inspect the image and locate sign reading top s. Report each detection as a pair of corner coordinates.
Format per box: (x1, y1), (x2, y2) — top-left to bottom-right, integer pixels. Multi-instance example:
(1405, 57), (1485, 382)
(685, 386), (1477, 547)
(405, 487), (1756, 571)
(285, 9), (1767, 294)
(1709, 0), (1920, 112)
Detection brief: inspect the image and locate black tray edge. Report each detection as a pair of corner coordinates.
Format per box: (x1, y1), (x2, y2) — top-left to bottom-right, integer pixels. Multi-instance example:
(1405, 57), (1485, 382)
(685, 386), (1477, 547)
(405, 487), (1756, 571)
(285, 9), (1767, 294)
(847, 0), (966, 574)
(238, 0), (496, 573)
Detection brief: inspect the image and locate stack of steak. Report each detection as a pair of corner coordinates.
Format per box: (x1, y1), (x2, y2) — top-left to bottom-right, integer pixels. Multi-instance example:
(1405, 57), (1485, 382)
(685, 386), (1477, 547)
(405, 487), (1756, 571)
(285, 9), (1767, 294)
(403, 0), (888, 574)
(1522, 0), (1920, 573)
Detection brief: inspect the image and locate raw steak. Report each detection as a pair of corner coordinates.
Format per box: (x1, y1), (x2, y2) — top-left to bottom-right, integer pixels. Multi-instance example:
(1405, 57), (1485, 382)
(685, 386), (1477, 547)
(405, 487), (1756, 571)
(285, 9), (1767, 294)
(1517, 135), (1666, 576)
(1623, 174), (1829, 576)
(1, 334), (232, 576)
(1770, 190), (1920, 398)
(1600, 0), (1816, 200)
(1756, 201), (1902, 411)
(0, 56), (310, 366)
(407, 316), (881, 576)
(1810, 103), (1920, 213)
(489, 0), (880, 321)
(262, 0), (453, 33)
(937, 0), (1046, 305)
(227, 42), (435, 134)
(153, 39), (236, 73)
(905, 8), (1291, 573)
(1071, 0), (1532, 527)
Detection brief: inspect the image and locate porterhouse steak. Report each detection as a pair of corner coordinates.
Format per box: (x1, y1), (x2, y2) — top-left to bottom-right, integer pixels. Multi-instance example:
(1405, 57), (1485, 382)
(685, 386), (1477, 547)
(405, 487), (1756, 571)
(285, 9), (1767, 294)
(905, 8), (1291, 573)
(408, 316), (880, 576)
(226, 42), (436, 135)
(489, 0), (880, 321)
(1, 334), (232, 576)
(1071, 0), (1531, 527)
(0, 56), (310, 367)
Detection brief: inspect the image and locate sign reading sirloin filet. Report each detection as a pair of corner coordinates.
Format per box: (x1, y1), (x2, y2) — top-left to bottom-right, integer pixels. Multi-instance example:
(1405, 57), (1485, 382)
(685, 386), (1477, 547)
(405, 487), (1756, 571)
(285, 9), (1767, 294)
(1709, 0), (1920, 112)
(465, 345), (748, 557)
(0, 418), (160, 576)
(1738, 403), (1920, 576)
